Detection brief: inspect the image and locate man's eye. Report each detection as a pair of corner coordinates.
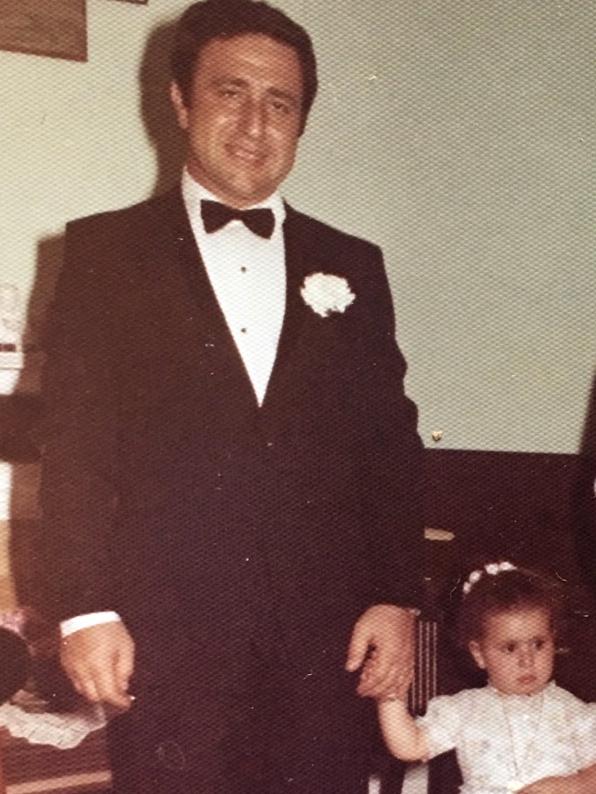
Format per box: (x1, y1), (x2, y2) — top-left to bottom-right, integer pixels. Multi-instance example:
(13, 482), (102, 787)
(533, 639), (545, 650)
(220, 89), (241, 99)
(271, 100), (291, 114)
(504, 643), (516, 653)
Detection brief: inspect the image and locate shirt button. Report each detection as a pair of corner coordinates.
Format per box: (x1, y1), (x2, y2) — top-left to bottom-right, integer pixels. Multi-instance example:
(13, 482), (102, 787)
(240, 266), (247, 273)
(241, 327), (247, 334)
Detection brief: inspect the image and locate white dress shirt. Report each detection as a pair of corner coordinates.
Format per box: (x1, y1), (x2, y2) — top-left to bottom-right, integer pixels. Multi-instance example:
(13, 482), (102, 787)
(61, 171), (288, 637)
(183, 171), (286, 406)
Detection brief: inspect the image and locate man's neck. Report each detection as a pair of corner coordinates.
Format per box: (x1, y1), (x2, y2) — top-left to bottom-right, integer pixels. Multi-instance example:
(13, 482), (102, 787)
(181, 169), (286, 227)
(183, 168), (279, 210)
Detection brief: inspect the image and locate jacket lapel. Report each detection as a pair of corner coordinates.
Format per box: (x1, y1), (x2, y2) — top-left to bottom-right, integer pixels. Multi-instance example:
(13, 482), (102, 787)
(142, 192), (319, 415)
(147, 188), (262, 411)
(260, 205), (309, 405)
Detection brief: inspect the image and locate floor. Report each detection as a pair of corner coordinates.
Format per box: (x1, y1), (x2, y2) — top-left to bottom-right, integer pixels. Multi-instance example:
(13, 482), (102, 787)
(86, 767), (430, 794)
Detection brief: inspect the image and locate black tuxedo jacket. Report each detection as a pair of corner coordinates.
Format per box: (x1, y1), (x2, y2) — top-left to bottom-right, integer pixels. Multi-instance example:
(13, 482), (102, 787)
(38, 188), (424, 662)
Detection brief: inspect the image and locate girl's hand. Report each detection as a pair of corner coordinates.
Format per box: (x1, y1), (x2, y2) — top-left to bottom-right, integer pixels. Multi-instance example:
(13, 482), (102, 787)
(518, 779), (565, 793)
(517, 772), (587, 794)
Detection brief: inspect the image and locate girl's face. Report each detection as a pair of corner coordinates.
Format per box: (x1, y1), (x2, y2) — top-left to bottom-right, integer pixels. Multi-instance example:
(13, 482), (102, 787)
(469, 607), (555, 696)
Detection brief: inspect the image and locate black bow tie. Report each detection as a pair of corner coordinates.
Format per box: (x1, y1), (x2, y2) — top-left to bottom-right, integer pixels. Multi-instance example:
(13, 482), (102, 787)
(201, 200), (275, 239)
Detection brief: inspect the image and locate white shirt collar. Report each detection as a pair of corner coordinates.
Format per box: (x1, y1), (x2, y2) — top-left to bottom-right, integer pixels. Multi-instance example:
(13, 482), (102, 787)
(181, 168), (286, 235)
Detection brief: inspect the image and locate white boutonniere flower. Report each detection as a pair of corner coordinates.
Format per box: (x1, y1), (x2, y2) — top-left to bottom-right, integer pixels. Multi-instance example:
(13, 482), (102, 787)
(300, 273), (356, 318)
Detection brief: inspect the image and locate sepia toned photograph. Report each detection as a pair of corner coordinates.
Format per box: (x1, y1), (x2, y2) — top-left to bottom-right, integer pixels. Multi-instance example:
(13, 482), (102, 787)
(0, 1), (594, 792)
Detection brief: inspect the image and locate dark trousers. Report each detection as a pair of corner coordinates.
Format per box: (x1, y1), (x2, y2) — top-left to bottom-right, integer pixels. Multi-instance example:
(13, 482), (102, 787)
(108, 622), (374, 794)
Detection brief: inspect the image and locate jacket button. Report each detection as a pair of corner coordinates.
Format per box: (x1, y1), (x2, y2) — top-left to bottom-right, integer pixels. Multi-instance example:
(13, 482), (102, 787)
(266, 440), (274, 448)
(156, 740), (186, 770)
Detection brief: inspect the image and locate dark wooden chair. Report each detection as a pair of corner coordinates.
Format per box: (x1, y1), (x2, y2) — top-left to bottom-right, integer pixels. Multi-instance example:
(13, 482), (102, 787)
(375, 527), (465, 794)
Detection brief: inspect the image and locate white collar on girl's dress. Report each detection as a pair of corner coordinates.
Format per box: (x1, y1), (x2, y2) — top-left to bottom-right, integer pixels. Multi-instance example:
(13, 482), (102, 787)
(488, 679), (555, 712)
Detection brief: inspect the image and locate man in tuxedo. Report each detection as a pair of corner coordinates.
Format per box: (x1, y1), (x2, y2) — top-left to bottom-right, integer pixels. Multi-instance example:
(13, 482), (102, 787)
(38, 1), (424, 792)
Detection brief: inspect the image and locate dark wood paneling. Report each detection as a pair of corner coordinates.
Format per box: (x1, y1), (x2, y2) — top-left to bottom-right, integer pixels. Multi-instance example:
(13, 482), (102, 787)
(423, 448), (596, 701)
(0, 0), (86, 62)
(424, 448), (591, 591)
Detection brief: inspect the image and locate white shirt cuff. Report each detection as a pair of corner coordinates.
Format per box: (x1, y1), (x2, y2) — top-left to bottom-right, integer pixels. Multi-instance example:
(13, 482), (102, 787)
(60, 611), (121, 638)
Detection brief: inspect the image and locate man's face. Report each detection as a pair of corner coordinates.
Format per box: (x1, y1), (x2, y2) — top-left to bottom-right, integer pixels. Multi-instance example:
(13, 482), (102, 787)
(171, 33), (304, 208)
(469, 607), (555, 696)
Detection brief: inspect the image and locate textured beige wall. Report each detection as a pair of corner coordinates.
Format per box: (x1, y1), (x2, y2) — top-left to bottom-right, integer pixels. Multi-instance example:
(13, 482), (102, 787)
(292, 0), (595, 455)
(1, 0), (594, 460)
(0, 0), (189, 335)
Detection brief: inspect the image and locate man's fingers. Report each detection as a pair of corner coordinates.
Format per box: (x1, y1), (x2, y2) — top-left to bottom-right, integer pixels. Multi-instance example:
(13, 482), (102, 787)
(383, 664), (414, 699)
(347, 605), (417, 694)
(357, 651), (392, 695)
(345, 627), (368, 672)
(359, 652), (391, 687)
(358, 661), (397, 696)
(114, 642), (135, 690)
(92, 663), (130, 708)
(59, 622), (135, 709)
(65, 658), (130, 708)
(358, 653), (414, 698)
(70, 674), (100, 703)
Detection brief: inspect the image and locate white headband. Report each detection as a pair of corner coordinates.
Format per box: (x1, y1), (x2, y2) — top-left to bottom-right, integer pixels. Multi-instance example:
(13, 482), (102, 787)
(462, 561), (517, 596)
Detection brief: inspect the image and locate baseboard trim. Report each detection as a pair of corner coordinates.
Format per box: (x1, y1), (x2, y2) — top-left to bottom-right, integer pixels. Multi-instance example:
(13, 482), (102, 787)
(7, 770), (111, 794)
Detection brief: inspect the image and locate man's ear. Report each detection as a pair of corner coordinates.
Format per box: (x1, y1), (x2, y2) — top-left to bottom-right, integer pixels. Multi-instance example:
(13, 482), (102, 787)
(170, 81), (189, 131)
(469, 640), (486, 670)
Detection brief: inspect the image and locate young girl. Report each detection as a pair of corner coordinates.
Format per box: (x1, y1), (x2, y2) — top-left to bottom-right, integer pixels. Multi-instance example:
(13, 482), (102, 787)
(378, 561), (596, 793)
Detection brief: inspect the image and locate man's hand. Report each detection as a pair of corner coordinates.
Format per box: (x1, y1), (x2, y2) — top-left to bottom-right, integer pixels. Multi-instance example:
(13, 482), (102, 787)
(345, 604), (415, 699)
(60, 621), (135, 710)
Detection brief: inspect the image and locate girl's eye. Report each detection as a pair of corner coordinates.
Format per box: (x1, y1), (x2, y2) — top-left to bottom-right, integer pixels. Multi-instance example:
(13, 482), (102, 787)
(533, 638), (545, 650)
(505, 643), (516, 653)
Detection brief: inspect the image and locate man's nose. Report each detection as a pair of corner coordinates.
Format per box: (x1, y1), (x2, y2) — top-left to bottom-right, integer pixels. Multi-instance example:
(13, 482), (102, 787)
(240, 98), (266, 138)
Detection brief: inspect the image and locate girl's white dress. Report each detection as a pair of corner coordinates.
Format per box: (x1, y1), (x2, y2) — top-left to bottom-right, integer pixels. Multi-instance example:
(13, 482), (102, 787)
(416, 681), (596, 794)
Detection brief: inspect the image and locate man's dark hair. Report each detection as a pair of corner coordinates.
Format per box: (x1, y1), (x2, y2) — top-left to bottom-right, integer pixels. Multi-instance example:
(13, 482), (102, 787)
(171, 0), (318, 134)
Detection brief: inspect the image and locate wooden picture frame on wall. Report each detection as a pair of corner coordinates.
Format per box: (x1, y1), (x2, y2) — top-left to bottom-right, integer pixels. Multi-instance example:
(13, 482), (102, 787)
(0, 0), (87, 62)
